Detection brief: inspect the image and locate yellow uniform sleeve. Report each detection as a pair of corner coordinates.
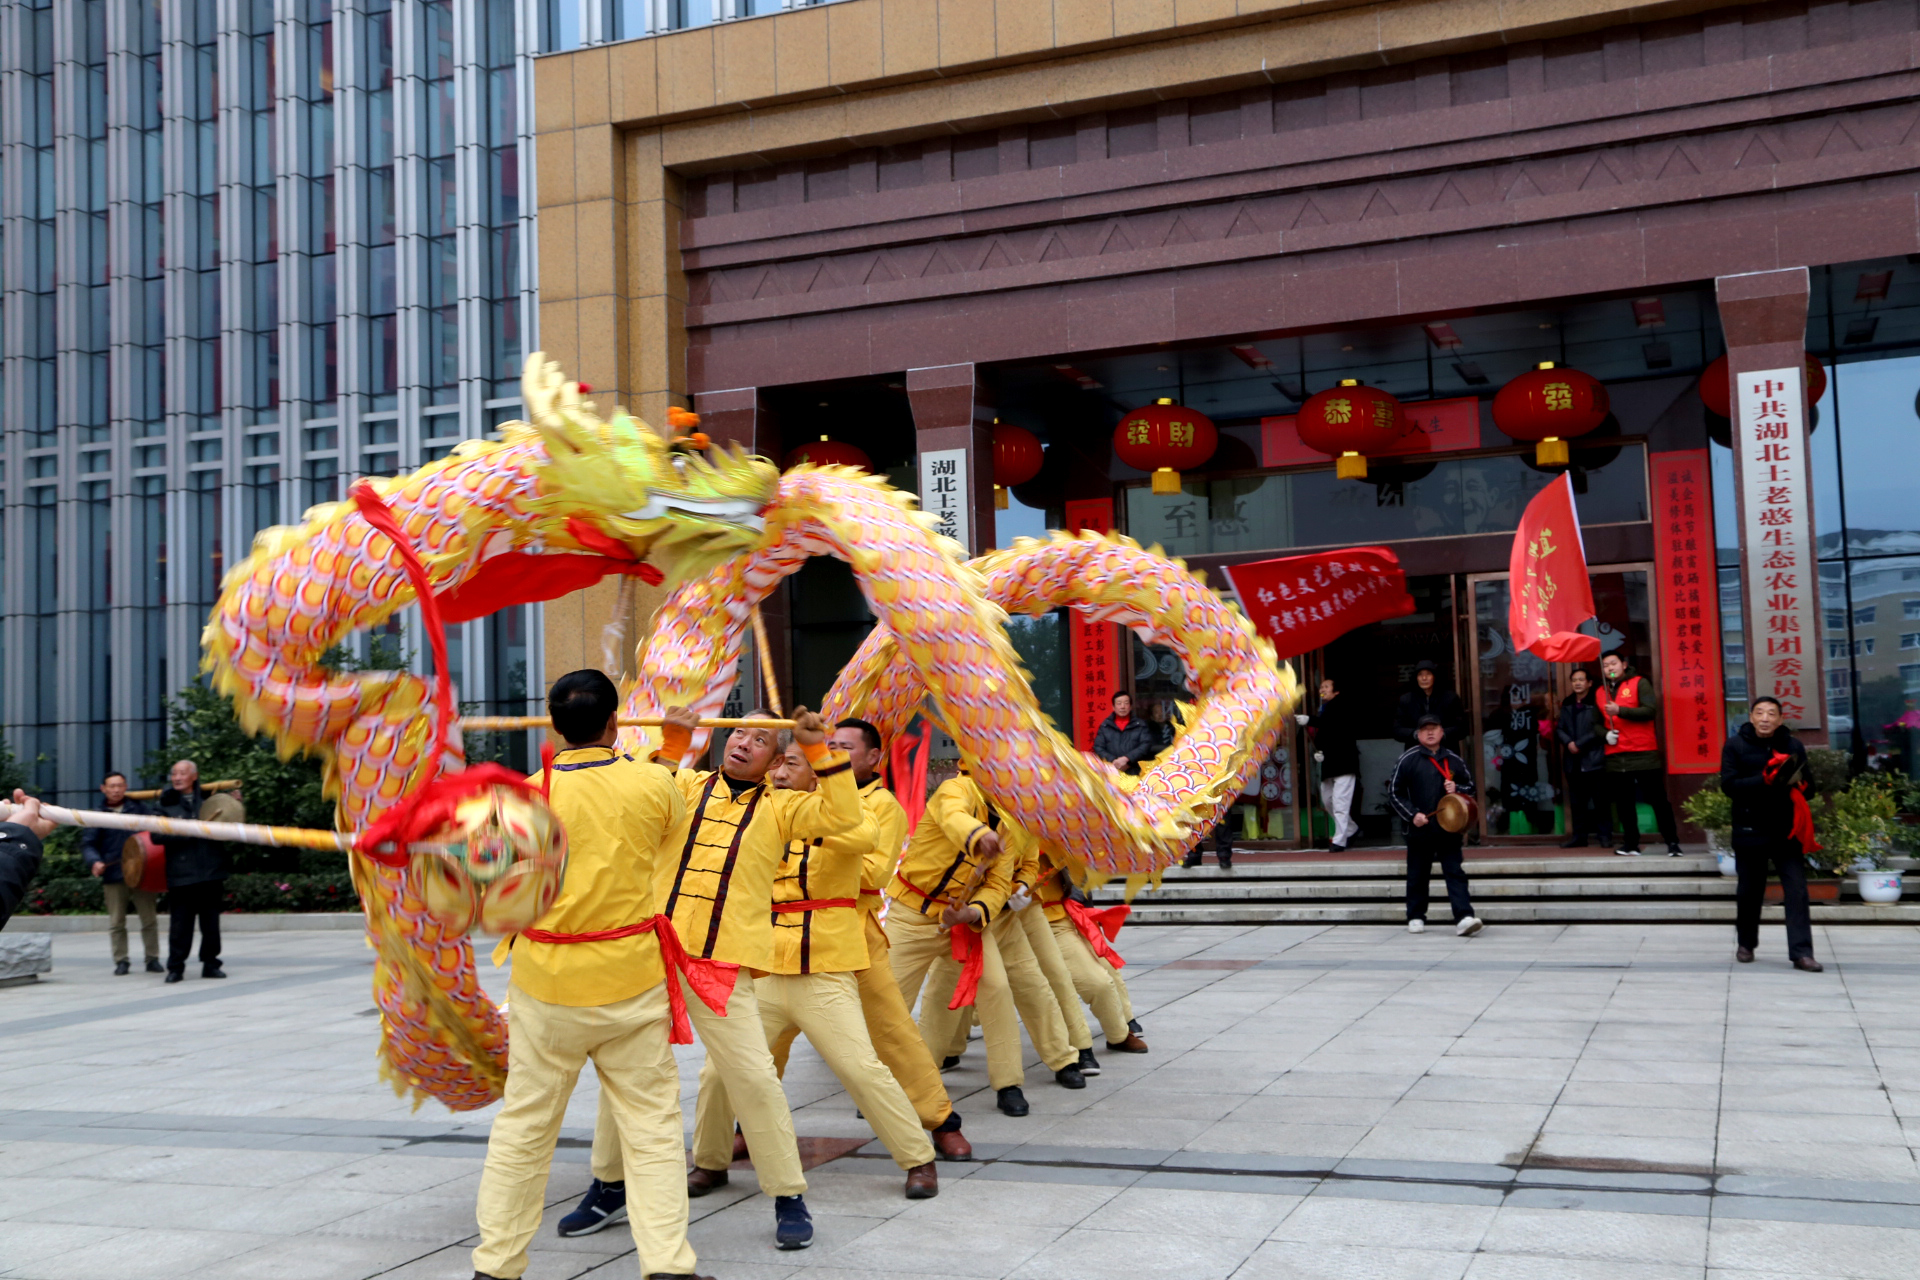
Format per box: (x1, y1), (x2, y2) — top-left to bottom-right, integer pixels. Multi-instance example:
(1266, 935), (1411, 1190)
(969, 824), (1024, 923)
(775, 750), (864, 844)
(927, 777), (993, 860)
(860, 788), (911, 895)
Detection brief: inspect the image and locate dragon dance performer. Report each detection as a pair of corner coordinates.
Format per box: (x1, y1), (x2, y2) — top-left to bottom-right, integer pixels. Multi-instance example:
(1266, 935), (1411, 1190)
(1033, 848), (1149, 1055)
(697, 733), (942, 1197)
(973, 838), (1097, 1080)
(472, 671), (711, 1280)
(889, 771), (1085, 1118)
(561, 704), (861, 1253)
(765, 719), (972, 1158)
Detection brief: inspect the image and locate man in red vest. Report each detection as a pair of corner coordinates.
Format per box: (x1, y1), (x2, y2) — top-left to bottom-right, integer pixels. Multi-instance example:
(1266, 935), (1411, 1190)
(1598, 652), (1682, 856)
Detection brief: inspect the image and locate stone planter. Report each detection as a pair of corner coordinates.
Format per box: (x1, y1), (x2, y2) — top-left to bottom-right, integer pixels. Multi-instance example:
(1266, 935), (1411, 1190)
(1858, 869), (1905, 903)
(1767, 880), (1841, 903)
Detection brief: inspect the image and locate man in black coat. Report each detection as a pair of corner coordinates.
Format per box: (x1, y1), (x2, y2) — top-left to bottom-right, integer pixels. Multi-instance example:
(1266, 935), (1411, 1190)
(1554, 669), (1612, 849)
(84, 771), (161, 975)
(1392, 660), (1467, 754)
(1722, 696), (1821, 972)
(1309, 677), (1362, 852)
(0, 790), (51, 930)
(155, 759), (228, 982)
(1092, 692), (1158, 776)
(1390, 715), (1482, 937)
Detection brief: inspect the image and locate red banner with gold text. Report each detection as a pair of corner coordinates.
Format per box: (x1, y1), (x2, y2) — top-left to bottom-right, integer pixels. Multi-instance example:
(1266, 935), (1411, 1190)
(1065, 498), (1119, 751)
(1224, 548), (1416, 659)
(1651, 450), (1725, 772)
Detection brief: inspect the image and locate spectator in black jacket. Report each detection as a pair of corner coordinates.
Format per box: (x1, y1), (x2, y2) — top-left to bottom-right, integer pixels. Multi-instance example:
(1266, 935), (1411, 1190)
(84, 771), (161, 975)
(1390, 716), (1482, 937)
(1092, 692), (1157, 776)
(1554, 669), (1612, 849)
(1, 788), (54, 929)
(1146, 699), (1176, 759)
(1722, 697), (1821, 972)
(155, 760), (227, 982)
(1392, 660), (1467, 753)
(1309, 678), (1362, 852)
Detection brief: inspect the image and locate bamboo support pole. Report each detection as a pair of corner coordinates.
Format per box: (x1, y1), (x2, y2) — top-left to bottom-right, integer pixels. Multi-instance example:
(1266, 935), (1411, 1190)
(458, 716), (796, 732)
(0, 801), (450, 855)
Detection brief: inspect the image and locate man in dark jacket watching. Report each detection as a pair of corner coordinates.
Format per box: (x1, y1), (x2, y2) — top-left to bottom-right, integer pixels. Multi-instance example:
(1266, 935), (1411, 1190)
(1092, 692), (1157, 776)
(1722, 696), (1821, 972)
(1392, 660), (1467, 753)
(1554, 669), (1612, 850)
(155, 759), (228, 982)
(1599, 652), (1682, 855)
(0, 789), (52, 930)
(1390, 715), (1482, 938)
(1309, 678), (1362, 852)
(86, 771), (161, 975)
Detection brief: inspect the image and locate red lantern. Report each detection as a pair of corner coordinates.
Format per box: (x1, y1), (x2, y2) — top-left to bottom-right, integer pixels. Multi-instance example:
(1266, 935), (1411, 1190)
(1697, 354), (1828, 419)
(1113, 399), (1218, 494)
(783, 435), (871, 472)
(992, 422), (1044, 509)
(1297, 380), (1402, 480)
(1493, 362), (1610, 466)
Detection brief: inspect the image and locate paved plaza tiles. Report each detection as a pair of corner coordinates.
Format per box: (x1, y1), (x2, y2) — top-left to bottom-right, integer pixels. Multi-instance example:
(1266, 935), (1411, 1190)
(2, 921), (1918, 1279)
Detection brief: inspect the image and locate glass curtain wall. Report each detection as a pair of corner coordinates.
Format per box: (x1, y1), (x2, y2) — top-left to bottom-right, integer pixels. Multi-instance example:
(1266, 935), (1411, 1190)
(540, 0), (842, 48)
(0, 0), (542, 805)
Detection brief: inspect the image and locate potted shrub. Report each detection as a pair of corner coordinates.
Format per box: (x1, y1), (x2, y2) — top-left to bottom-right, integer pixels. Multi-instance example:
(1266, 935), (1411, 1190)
(1681, 787), (1738, 877)
(1811, 773), (1902, 903)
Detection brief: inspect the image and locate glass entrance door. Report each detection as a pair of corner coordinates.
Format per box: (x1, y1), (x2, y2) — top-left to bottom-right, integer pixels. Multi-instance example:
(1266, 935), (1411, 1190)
(1467, 566), (1653, 840)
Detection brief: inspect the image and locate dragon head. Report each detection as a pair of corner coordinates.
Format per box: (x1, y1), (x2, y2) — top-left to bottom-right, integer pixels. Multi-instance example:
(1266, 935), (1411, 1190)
(515, 354), (776, 583)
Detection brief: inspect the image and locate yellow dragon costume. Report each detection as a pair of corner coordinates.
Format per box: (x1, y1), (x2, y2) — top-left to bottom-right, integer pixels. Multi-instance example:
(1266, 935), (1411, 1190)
(205, 355), (1293, 1111)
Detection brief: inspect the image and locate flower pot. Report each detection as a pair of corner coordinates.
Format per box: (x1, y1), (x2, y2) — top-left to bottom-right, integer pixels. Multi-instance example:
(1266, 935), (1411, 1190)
(1767, 881), (1841, 903)
(1706, 832), (1737, 878)
(1858, 870), (1905, 904)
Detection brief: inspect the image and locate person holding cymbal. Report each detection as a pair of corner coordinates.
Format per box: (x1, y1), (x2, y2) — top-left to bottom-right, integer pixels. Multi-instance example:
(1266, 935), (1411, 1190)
(1390, 714), (1483, 938)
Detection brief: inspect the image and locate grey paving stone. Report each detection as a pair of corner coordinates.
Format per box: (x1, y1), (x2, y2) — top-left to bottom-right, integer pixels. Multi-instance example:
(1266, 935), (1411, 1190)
(1333, 1157), (1518, 1184)
(1503, 1187), (1711, 1217)
(1716, 1174), (1920, 1205)
(1514, 1168), (1711, 1192)
(1131, 1169), (1320, 1197)
(1235, 1239), (1475, 1279)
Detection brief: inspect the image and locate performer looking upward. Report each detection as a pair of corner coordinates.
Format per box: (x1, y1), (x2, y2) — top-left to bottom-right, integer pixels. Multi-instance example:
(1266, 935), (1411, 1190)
(472, 670), (706, 1280)
(559, 703), (862, 1254)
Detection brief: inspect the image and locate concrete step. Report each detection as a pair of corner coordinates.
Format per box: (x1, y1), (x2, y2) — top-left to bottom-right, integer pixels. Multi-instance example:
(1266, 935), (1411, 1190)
(1158, 855), (1723, 879)
(1117, 877), (1747, 902)
(1119, 901), (1920, 925)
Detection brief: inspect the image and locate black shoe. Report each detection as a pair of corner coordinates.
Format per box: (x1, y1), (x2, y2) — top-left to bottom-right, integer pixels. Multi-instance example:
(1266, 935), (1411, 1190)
(145, 958), (163, 973)
(1218, 854), (1232, 871)
(940, 1055), (960, 1071)
(1736, 946), (1755, 963)
(1793, 956), (1825, 973)
(1329, 842), (1348, 853)
(202, 963), (226, 979)
(557, 1178), (627, 1236)
(1559, 837), (1588, 849)
(996, 1086), (1029, 1116)
(1667, 844), (1684, 856)
(1128, 1018), (1143, 1036)
(1181, 854), (1201, 869)
(1055, 1064), (1086, 1089)
(773, 1194), (813, 1250)
(164, 971), (183, 983)
(1076, 1047), (1101, 1076)
(114, 960), (130, 976)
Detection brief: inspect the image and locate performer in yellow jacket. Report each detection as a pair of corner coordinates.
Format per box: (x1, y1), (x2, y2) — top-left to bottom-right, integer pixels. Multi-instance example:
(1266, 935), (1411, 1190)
(698, 734), (942, 1196)
(473, 670), (708, 1280)
(1034, 846), (1149, 1055)
(766, 719), (972, 1158)
(888, 771), (1085, 1117)
(560, 703), (861, 1254)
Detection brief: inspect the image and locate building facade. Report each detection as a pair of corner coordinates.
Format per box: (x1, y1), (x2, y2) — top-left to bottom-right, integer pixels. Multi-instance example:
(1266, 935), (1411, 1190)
(556, 0), (1920, 839)
(0, 0), (547, 804)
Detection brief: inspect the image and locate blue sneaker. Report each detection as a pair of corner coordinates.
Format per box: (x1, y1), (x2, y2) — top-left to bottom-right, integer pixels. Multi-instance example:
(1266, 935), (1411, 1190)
(556, 1178), (627, 1237)
(774, 1194), (813, 1250)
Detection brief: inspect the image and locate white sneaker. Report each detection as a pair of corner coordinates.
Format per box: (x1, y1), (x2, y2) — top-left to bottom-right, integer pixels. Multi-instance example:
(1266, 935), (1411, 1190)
(1456, 916), (1484, 937)
(1614, 848), (1640, 857)
(1407, 919), (1426, 934)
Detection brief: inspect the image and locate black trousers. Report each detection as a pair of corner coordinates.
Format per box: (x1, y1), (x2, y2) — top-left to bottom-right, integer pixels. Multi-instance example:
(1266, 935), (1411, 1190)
(1610, 768), (1679, 851)
(1735, 840), (1815, 960)
(166, 880), (224, 973)
(1565, 768), (1613, 842)
(1405, 828), (1473, 923)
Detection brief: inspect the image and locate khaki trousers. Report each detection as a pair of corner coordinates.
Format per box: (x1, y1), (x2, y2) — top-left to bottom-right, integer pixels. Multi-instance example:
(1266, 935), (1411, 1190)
(982, 908), (1077, 1070)
(104, 882), (159, 964)
(706, 971), (934, 1170)
(771, 915), (953, 1130)
(1014, 906), (1092, 1051)
(888, 908), (1019, 1090)
(590, 969), (807, 1198)
(473, 983), (696, 1280)
(910, 909), (1077, 1088)
(1050, 919), (1132, 1044)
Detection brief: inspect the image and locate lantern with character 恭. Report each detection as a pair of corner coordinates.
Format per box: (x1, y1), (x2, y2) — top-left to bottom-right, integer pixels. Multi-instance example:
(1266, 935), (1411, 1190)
(1297, 379), (1403, 480)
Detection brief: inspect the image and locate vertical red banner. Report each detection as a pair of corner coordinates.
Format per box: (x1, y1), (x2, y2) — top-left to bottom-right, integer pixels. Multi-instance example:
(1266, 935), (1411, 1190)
(1065, 498), (1118, 751)
(1651, 450), (1725, 772)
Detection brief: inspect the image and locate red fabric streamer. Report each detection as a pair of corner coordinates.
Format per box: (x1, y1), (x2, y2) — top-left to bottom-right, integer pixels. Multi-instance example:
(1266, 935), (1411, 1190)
(770, 898), (858, 913)
(1765, 751), (1824, 853)
(1062, 899), (1130, 969)
(352, 482), (456, 730)
(947, 923), (985, 1010)
(889, 723), (933, 831)
(519, 914), (736, 1045)
(351, 764), (549, 865)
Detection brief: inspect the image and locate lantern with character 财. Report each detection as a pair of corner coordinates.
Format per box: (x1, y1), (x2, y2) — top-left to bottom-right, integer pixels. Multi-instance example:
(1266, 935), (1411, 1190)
(1113, 399), (1217, 494)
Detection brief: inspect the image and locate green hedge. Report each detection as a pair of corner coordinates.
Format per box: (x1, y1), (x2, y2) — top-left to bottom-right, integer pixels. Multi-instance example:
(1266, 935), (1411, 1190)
(20, 871), (361, 916)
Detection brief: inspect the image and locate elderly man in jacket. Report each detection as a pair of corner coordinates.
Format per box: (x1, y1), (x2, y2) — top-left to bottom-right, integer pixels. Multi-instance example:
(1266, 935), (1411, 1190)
(85, 771), (161, 975)
(155, 760), (228, 982)
(1554, 669), (1613, 850)
(1092, 692), (1157, 776)
(1721, 696), (1822, 972)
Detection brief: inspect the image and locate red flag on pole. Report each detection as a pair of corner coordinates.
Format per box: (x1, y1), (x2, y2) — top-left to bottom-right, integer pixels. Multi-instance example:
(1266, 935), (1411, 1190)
(1225, 547), (1416, 659)
(1509, 473), (1602, 663)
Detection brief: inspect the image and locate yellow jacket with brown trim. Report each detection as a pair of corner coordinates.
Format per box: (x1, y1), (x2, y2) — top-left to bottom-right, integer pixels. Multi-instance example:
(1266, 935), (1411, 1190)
(769, 807), (877, 975)
(888, 774), (1013, 925)
(653, 747), (863, 970)
(857, 777), (910, 917)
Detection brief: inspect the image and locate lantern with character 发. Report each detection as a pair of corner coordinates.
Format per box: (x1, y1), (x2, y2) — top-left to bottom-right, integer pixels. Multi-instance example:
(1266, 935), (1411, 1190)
(1113, 399), (1217, 495)
(1493, 362), (1610, 466)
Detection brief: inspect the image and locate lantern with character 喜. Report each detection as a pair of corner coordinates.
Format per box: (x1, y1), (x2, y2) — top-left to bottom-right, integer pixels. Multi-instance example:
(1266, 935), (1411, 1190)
(1297, 379), (1402, 480)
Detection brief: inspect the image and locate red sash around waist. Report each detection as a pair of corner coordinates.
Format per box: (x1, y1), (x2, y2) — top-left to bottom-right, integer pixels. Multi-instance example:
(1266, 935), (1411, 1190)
(517, 913), (736, 1045)
(1062, 898), (1130, 970)
(771, 897), (858, 913)
(894, 872), (987, 1011)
